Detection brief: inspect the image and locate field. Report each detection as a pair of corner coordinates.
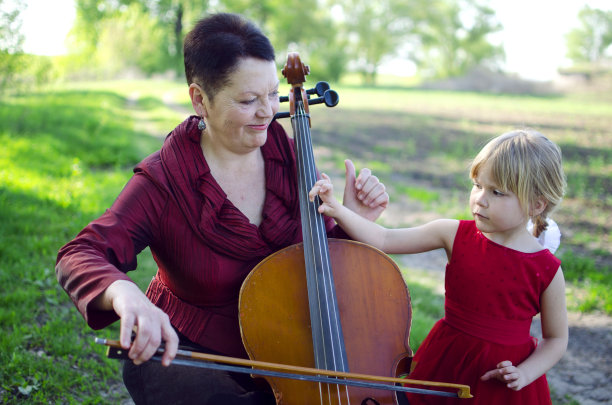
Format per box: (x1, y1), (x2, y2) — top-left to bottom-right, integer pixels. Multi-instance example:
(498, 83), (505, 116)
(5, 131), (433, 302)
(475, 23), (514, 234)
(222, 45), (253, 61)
(0, 78), (610, 403)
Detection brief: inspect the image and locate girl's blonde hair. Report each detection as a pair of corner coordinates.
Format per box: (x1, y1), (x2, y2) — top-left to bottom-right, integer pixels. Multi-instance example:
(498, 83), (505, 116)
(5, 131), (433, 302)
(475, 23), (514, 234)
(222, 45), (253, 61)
(469, 129), (566, 237)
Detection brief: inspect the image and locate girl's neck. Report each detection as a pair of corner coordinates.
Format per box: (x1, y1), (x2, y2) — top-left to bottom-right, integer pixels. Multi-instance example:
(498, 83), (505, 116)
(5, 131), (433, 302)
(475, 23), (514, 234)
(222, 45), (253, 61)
(482, 223), (543, 253)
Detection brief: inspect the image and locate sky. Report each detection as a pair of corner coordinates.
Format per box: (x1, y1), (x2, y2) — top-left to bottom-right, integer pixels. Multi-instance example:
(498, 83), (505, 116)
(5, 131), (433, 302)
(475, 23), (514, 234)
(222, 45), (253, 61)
(16, 0), (612, 81)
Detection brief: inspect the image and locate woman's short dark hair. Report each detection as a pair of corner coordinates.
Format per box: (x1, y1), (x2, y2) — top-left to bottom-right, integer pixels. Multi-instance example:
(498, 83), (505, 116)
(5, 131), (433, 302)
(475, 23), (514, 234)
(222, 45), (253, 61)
(184, 13), (276, 100)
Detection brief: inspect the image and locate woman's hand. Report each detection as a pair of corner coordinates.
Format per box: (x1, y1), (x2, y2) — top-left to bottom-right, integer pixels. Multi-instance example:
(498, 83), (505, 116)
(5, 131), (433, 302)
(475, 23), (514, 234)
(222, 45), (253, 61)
(481, 360), (528, 391)
(102, 280), (179, 366)
(342, 159), (388, 222)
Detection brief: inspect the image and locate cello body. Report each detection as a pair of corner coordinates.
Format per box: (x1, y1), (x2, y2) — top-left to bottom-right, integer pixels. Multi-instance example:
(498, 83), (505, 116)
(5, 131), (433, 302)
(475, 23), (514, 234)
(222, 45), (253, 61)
(239, 239), (413, 404)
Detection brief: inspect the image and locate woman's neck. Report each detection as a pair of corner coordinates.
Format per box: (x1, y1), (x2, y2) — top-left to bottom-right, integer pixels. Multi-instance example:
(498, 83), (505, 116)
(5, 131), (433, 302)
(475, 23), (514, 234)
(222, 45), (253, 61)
(200, 133), (262, 174)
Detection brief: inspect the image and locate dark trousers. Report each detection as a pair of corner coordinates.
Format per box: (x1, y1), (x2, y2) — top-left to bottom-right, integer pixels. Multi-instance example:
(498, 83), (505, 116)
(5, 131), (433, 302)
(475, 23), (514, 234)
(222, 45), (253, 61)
(123, 359), (410, 405)
(122, 332), (275, 405)
(122, 359), (275, 405)
(121, 333), (410, 405)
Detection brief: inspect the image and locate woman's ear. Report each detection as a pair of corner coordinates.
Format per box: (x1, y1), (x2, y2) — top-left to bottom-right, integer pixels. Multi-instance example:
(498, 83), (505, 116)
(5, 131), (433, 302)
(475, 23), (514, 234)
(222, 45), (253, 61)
(530, 197), (548, 217)
(189, 83), (208, 118)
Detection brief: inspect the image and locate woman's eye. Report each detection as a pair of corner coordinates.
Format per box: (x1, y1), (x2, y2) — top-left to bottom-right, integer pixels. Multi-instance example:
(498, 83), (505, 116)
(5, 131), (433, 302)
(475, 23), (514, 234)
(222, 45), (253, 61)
(269, 91), (279, 99)
(241, 98), (257, 105)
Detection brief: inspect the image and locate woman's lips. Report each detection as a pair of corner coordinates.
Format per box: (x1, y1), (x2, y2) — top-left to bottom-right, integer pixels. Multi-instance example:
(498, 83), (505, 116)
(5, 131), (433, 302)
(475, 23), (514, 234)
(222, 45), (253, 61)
(249, 123), (269, 131)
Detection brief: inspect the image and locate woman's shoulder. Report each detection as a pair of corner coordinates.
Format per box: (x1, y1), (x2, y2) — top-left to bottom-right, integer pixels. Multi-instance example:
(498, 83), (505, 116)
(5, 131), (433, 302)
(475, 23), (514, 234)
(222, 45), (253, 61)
(135, 150), (163, 176)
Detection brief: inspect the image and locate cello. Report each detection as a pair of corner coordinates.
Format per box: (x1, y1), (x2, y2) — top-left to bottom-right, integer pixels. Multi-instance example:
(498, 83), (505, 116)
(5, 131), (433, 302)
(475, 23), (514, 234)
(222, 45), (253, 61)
(97, 52), (472, 403)
(238, 52), (413, 405)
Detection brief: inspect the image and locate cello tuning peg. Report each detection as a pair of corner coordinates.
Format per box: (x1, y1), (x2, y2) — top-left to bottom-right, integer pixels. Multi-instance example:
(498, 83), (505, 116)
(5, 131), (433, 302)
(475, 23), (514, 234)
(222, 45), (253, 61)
(306, 82), (331, 97)
(304, 89), (339, 108)
(322, 89), (339, 107)
(279, 81), (333, 103)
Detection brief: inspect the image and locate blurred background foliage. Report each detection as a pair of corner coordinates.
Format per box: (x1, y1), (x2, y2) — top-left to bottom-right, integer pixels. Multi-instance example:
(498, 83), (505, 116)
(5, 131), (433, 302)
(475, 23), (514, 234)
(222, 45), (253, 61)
(1, 0), (610, 91)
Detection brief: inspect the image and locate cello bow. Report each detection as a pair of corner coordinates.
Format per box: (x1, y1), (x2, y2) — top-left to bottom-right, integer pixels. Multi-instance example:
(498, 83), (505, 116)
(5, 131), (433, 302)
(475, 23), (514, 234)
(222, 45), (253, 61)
(96, 337), (472, 398)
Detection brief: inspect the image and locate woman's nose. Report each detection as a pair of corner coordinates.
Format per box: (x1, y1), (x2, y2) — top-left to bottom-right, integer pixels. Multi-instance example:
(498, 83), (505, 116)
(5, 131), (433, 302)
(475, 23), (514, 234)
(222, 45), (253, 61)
(257, 99), (273, 118)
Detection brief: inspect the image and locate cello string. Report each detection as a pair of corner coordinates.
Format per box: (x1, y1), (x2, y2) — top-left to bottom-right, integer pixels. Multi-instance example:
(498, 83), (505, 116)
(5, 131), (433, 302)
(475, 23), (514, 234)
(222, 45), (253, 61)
(294, 98), (351, 404)
(299, 106), (351, 405)
(293, 99), (334, 404)
(293, 98), (331, 405)
(293, 99), (328, 370)
(304, 103), (348, 374)
(295, 99), (327, 364)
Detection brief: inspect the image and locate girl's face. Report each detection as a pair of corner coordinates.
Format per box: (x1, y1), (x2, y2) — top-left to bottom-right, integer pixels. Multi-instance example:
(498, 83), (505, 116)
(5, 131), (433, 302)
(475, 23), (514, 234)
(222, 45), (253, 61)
(470, 162), (529, 242)
(201, 58), (280, 154)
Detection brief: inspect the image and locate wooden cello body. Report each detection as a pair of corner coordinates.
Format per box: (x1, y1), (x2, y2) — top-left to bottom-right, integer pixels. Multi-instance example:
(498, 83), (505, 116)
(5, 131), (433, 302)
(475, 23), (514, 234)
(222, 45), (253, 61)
(240, 240), (412, 404)
(239, 53), (413, 404)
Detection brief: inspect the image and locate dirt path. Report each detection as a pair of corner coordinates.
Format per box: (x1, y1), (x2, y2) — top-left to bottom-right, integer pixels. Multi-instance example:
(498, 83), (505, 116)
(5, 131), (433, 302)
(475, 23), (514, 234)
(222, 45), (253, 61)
(399, 250), (612, 405)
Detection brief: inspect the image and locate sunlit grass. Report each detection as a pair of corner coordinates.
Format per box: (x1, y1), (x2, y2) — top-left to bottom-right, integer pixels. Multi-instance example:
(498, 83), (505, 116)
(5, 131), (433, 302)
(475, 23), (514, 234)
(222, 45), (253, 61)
(0, 84), (161, 403)
(398, 267), (445, 351)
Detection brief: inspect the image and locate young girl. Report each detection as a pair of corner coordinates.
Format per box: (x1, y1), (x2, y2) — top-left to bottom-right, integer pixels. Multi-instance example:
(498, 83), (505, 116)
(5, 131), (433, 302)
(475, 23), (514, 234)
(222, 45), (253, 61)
(309, 129), (568, 404)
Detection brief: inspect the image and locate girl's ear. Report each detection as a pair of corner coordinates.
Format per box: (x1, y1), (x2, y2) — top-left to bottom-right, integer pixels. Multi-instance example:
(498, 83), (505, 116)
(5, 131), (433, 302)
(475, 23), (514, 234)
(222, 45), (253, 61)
(530, 197), (548, 217)
(189, 83), (209, 118)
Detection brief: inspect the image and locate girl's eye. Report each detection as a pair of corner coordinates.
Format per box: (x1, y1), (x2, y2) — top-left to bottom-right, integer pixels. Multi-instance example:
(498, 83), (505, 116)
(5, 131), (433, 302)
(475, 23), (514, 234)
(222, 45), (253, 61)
(472, 182), (482, 189)
(493, 190), (505, 196)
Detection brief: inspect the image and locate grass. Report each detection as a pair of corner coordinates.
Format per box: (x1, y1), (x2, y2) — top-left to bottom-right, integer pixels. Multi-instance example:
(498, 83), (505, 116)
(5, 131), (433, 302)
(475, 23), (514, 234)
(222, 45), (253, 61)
(0, 84), (173, 403)
(1, 78), (610, 403)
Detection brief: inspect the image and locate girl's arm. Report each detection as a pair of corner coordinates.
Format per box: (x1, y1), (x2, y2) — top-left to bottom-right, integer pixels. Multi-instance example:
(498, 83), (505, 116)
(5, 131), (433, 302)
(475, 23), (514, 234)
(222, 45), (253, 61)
(309, 174), (457, 255)
(480, 268), (568, 390)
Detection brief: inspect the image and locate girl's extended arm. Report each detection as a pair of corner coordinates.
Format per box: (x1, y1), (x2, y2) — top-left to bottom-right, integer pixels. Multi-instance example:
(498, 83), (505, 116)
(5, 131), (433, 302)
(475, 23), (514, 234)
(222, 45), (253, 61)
(480, 269), (568, 390)
(309, 174), (457, 255)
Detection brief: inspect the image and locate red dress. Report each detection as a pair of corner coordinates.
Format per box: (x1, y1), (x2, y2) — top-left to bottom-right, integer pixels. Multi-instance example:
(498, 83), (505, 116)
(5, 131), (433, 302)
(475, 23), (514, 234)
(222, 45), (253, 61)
(405, 220), (560, 404)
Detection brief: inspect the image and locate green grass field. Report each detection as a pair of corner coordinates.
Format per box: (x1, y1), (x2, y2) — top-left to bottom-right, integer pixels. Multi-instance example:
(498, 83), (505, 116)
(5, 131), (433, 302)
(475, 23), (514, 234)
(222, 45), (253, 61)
(1, 79), (610, 403)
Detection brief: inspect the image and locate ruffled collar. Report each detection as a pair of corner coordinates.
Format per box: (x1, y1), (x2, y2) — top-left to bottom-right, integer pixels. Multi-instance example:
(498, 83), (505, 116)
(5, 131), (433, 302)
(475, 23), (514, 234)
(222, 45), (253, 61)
(160, 116), (299, 261)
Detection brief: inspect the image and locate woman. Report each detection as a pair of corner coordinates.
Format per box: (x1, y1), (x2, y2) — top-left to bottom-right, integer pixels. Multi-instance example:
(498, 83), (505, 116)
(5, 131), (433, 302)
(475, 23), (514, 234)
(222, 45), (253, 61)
(56, 13), (388, 405)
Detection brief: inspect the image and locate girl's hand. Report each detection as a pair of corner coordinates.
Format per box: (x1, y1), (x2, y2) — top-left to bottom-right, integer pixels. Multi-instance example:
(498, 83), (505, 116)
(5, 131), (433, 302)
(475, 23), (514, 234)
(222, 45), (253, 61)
(309, 173), (342, 217)
(480, 360), (528, 391)
(342, 159), (388, 221)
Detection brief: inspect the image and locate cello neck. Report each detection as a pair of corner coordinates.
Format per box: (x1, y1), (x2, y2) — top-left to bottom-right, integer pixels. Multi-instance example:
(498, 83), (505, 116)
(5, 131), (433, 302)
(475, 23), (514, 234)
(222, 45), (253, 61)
(289, 77), (349, 374)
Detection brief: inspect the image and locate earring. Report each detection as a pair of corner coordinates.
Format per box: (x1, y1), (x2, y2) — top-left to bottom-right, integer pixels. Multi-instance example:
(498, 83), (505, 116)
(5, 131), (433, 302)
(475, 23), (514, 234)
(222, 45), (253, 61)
(198, 118), (206, 131)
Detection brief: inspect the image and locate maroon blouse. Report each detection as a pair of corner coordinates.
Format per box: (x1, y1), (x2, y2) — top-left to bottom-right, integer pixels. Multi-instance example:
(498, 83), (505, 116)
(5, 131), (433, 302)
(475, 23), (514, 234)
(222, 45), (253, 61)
(56, 116), (346, 357)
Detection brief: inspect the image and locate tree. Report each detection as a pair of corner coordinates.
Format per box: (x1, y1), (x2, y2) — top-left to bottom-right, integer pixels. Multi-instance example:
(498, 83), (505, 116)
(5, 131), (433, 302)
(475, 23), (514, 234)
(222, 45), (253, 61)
(408, 0), (503, 79)
(0, 0), (25, 91)
(330, 0), (503, 84)
(334, 0), (416, 85)
(220, 0), (349, 82)
(566, 6), (612, 66)
(70, 0), (207, 77)
(94, 3), (174, 76)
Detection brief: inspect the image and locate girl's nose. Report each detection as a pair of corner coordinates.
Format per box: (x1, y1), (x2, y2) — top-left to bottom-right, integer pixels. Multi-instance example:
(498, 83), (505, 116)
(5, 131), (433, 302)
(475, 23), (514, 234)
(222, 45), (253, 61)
(475, 191), (488, 207)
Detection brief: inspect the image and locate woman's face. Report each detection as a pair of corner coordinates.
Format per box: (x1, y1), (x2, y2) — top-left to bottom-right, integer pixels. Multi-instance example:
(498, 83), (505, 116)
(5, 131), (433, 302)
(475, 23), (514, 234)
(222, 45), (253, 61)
(200, 58), (280, 154)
